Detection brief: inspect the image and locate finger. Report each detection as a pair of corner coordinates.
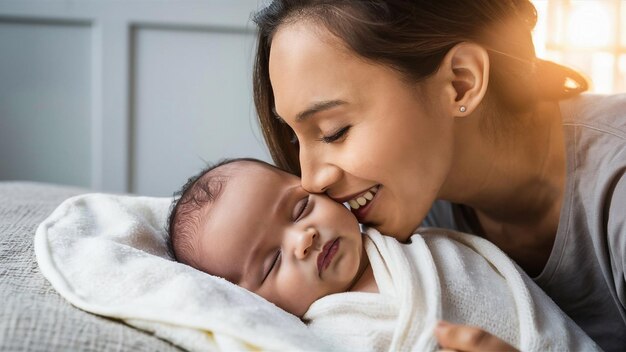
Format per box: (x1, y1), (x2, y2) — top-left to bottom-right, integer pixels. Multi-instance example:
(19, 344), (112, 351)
(435, 321), (518, 352)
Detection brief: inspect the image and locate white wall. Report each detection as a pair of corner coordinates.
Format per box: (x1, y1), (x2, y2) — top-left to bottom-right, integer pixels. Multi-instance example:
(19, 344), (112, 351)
(0, 0), (269, 196)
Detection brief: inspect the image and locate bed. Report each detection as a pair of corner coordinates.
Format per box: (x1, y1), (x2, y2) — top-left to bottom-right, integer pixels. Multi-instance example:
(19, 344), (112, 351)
(0, 181), (184, 351)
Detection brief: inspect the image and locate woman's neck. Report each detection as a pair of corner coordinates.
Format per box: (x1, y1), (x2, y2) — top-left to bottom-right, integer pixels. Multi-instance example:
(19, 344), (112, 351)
(442, 101), (567, 275)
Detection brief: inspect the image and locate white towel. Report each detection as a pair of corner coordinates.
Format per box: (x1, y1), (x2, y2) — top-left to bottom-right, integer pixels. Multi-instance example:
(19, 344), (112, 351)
(34, 193), (331, 352)
(304, 228), (600, 351)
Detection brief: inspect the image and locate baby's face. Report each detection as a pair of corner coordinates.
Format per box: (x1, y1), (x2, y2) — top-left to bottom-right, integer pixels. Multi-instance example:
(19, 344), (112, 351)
(196, 162), (367, 316)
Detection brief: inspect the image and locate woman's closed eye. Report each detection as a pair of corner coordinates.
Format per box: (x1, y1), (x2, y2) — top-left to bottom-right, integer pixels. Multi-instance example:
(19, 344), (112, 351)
(317, 125), (351, 144)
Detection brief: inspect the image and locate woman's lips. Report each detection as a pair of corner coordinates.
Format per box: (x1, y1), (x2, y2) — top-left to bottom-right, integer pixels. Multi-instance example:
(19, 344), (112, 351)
(351, 186), (380, 222)
(317, 238), (340, 276)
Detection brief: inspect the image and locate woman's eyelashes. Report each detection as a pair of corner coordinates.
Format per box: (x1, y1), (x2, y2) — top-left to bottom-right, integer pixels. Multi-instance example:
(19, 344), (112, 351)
(317, 125), (351, 144)
(290, 125), (351, 145)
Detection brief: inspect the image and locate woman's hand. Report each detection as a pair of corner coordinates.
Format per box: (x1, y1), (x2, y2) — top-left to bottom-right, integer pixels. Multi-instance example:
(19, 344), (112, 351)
(435, 321), (519, 352)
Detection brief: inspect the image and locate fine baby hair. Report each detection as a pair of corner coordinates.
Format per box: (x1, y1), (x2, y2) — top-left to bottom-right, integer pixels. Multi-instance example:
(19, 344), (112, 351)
(168, 157), (277, 266)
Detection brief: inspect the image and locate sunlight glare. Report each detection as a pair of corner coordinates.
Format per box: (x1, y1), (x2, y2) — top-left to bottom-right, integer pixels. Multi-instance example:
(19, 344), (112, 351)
(566, 2), (612, 48)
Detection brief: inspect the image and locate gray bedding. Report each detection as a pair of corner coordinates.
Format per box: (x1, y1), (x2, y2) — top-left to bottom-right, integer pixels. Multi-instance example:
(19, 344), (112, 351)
(0, 182), (183, 351)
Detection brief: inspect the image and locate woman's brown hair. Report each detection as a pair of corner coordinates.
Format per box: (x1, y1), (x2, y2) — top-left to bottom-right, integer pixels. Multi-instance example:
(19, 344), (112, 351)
(252, 0), (588, 175)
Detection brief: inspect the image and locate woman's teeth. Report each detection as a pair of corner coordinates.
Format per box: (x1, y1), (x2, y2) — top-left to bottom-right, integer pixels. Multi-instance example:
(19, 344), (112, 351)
(348, 186), (379, 210)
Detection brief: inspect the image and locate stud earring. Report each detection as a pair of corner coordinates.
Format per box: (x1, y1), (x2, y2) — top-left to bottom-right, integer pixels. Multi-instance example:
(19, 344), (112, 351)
(459, 105), (467, 113)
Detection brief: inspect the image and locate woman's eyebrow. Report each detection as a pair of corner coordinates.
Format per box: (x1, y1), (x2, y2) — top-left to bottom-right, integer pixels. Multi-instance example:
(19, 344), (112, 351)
(274, 100), (347, 122)
(296, 100), (346, 121)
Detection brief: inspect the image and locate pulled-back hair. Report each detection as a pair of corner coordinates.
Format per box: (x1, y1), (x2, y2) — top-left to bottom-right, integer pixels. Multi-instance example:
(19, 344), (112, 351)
(253, 0), (588, 175)
(167, 157), (272, 267)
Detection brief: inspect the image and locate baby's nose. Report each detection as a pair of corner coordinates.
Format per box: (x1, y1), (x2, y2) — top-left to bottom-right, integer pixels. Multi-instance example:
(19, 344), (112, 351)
(294, 227), (317, 259)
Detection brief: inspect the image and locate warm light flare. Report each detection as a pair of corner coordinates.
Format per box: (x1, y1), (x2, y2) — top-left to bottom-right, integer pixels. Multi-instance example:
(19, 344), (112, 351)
(532, 0), (625, 93)
(566, 2), (612, 47)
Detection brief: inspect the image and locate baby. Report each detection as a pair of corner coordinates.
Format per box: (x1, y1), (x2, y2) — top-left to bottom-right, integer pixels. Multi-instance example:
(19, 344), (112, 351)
(168, 157), (376, 317)
(167, 157), (598, 351)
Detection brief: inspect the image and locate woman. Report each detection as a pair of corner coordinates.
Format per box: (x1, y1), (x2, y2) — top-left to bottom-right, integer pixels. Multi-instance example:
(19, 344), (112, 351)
(252, 1), (626, 351)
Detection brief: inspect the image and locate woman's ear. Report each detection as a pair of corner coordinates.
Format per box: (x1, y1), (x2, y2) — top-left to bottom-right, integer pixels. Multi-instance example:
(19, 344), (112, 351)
(437, 42), (489, 116)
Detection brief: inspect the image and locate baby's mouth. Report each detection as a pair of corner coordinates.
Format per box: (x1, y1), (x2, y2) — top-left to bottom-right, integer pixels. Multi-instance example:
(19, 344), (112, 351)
(317, 238), (340, 276)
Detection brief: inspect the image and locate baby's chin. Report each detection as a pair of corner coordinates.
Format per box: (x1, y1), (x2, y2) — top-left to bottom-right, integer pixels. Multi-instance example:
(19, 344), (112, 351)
(300, 296), (326, 319)
(288, 298), (318, 318)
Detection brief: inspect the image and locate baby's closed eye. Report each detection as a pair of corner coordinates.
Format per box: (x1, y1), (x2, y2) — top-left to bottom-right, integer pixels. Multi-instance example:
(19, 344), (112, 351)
(293, 195), (311, 221)
(263, 250), (281, 282)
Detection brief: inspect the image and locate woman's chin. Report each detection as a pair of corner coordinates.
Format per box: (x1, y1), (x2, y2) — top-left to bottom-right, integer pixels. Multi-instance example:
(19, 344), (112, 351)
(376, 221), (415, 241)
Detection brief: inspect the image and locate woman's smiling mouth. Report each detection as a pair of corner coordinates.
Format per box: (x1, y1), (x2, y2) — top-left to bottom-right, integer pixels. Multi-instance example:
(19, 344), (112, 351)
(342, 185), (380, 223)
(318, 238), (340, 276)
(347, 185), (379, 210)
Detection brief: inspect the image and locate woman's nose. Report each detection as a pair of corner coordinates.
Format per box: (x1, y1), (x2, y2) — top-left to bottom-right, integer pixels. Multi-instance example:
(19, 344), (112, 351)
(300, 148), (342, 194)
(294, 227), (318, 260)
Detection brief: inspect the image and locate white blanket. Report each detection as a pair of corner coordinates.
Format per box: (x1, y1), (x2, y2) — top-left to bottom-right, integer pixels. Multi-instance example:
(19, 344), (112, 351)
(305, 228), (600, 351)
(35, 193), (599, 352)
(34, 193), (329, 352)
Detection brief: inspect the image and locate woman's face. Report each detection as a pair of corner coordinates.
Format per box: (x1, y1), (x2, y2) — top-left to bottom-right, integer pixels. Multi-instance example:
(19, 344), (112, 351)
(268, 22), (457, 238)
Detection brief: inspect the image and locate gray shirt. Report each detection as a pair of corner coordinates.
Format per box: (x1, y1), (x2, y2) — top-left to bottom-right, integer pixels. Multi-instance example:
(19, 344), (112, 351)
(422, 94), (626, 352)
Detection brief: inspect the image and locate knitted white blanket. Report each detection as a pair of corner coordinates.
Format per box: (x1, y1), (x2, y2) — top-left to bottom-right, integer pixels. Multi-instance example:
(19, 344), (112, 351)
(304, 228), (600, 351)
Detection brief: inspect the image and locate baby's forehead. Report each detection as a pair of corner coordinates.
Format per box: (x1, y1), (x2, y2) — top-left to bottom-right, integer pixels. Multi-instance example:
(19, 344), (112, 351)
(199, 160), (293, 226)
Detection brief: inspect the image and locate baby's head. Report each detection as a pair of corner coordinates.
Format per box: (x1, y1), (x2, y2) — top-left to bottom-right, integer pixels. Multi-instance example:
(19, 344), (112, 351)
(168, 158), (368, 316)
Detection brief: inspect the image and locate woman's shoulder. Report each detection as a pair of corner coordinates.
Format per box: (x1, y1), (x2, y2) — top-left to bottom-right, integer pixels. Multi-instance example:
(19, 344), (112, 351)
(560, 93), (626, 138)
(559, 93), (626, 181)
